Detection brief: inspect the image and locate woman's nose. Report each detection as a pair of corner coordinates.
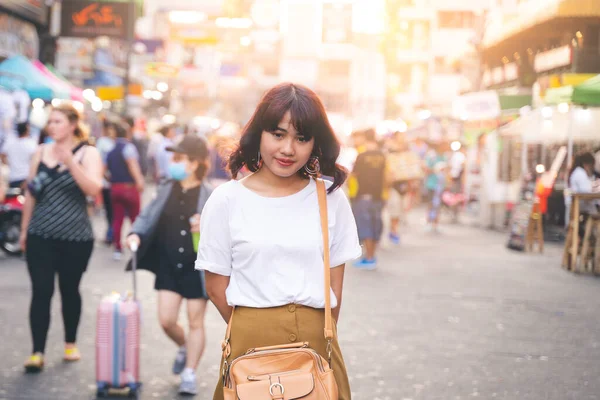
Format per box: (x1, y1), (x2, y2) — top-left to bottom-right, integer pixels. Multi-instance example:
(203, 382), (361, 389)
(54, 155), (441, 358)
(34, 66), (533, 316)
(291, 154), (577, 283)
(280, 138), (295, 155)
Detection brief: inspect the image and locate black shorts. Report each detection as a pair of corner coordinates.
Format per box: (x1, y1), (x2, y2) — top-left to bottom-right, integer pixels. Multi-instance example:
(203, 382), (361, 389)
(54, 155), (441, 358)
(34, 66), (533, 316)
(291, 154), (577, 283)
(154, 262), (208, 299)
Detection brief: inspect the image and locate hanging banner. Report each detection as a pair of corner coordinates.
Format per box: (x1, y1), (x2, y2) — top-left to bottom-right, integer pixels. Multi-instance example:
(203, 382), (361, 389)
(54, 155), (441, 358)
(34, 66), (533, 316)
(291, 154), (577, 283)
(60, 1), (134, 39)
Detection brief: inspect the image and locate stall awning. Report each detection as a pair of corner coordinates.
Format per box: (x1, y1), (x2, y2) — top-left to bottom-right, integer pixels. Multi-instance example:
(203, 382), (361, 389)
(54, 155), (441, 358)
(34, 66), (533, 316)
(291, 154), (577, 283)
(544, 86), (574, 105)
(484, 0), (600, 48)
(501, 106), (600, 144)
(499, 94), (532, 111)
(572, 75), (600, 106)
(0, 56), (70, 100)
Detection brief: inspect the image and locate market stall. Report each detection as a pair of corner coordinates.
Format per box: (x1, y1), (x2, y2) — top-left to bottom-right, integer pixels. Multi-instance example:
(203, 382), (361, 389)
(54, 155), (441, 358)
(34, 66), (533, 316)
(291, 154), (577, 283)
(0, 55), (70, 100)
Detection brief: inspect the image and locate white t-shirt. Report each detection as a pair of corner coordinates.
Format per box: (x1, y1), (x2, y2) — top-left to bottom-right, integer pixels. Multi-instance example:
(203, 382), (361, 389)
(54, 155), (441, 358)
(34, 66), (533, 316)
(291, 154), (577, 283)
(195, 179), (362, 309)
(450, 151), (466, 179)
(568, 166), (597, 213)
(2, 137), (37, 182)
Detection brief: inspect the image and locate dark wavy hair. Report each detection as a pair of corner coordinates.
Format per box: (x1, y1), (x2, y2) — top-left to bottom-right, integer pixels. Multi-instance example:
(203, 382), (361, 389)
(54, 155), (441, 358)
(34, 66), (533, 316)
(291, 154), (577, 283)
(228, 83), (347, 193)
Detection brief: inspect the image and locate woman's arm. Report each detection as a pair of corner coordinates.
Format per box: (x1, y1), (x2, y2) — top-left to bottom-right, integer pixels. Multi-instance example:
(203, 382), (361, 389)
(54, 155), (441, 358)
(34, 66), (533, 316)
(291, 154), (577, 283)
(20, 148), (42, 251)
(126, 158), (145, 193)
(65, 147), (103, 197)
(330, 265), (345, 323)
(205, 271), (232, 322)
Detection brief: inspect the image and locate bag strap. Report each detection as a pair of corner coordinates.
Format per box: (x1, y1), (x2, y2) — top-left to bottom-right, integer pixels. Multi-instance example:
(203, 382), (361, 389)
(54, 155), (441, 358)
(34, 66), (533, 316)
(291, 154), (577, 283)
(220, 179), (333, 363)
(316, 179), (334, 342)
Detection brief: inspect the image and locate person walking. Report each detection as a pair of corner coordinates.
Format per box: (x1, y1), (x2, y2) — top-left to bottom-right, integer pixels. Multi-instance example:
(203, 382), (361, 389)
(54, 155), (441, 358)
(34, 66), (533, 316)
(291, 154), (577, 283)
(126, 135), (213, 395)
(96, 120), (116, 244)
(385, 133), (423, 242)
(153, 124), (176, 182)
(1, 122), (37, 189)
(106, 121), (144, 260)
(20, 104), (103, 372)
(196, 83), (361, 400)
(351, 129), (388, 269)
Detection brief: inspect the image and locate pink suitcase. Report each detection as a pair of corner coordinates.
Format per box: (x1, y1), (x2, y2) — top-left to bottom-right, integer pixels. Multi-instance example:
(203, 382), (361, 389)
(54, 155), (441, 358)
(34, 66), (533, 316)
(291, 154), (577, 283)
(96, 245), (141, 398)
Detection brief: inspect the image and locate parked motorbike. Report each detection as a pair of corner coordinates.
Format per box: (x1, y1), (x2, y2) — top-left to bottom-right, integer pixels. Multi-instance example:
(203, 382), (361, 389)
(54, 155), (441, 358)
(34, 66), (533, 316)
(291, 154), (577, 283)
(0, 188), (24, 256)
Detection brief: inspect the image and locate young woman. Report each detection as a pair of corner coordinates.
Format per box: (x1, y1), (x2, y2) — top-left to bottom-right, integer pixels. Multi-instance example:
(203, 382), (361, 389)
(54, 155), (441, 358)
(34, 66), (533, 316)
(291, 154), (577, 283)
(126, 135), (212, 395)
(20, 104), (103, 372)
(195, 83), (362, 400)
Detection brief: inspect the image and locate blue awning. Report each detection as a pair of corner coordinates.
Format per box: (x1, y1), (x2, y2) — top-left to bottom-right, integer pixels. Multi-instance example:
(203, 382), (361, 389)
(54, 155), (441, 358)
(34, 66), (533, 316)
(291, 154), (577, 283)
(0, 56), (69, 100)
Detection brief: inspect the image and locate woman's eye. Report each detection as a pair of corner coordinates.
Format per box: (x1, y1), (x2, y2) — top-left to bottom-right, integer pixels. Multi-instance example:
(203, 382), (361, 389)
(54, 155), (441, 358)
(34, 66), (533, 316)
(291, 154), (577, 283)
(297, 136), (309, 143)
(271, 132), (284, 139)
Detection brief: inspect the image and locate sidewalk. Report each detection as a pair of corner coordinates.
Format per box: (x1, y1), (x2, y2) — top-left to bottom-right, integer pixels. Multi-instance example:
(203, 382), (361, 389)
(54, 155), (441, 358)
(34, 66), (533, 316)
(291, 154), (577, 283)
(1, 209), (599, 399)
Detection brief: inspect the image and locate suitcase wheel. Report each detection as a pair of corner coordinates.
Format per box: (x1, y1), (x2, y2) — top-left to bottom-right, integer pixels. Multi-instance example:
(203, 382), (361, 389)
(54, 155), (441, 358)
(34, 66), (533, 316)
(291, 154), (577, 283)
(127, 383), (141, 399)
(96, 382), (109, 398)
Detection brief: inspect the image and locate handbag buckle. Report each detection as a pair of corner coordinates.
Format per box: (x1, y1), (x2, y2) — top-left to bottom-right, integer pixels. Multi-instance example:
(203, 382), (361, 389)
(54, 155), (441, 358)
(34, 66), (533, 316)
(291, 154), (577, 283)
(269, 382), (285, 396)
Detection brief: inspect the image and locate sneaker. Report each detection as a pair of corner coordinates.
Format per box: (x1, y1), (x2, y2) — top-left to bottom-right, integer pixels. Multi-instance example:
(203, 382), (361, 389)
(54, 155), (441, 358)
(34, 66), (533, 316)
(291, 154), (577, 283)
(179, 370), (197, 396)
(172, 347), (187, 375)
(24, 352), (44, 373)
(112, 251), (122, 261)
(388, 233), (401, 245)
(353, 258), (377, 270)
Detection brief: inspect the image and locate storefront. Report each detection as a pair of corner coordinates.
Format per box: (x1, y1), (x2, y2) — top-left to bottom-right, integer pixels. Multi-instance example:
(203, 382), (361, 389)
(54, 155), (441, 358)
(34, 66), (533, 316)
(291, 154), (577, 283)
(0, 0), (50, 60)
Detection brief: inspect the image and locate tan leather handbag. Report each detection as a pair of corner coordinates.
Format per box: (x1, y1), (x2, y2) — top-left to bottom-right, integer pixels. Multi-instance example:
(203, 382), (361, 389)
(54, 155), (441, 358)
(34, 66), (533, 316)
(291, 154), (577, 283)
(220, 179), (339, 400)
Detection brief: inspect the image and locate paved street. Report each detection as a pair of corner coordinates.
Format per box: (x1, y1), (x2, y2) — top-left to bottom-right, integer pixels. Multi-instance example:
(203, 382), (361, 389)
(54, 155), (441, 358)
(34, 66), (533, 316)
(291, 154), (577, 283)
(1, 212), (600, 400)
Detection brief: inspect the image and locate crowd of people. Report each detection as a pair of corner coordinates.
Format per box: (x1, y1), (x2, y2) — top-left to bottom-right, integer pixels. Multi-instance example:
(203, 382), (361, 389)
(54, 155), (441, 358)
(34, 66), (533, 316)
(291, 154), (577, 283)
(344, 128), (468, 269)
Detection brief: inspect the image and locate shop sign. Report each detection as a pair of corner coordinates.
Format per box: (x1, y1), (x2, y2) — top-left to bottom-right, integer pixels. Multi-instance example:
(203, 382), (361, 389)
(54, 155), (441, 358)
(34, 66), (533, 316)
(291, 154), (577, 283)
(61, 1), (134, 39)
(145, 62), (180, 78)
(0, 13), (39, 59)
(452, 90), (501, 122)
(96, 83), (142, 101)
(504, 62), (518, 82)
(2, 0), (48, 25)
(534, 45), (572, 73)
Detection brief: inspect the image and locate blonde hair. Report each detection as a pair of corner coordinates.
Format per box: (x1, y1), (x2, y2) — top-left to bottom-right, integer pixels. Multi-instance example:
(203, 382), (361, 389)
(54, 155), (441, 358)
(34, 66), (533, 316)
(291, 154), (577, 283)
(51, 103), (89, 142)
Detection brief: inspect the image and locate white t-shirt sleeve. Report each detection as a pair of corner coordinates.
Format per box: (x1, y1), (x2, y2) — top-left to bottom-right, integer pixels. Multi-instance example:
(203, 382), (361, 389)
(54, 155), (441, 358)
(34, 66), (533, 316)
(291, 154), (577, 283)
(195, 185), (233, 276)
(123, 143), (140, 161)
(329, 188), (362, 267)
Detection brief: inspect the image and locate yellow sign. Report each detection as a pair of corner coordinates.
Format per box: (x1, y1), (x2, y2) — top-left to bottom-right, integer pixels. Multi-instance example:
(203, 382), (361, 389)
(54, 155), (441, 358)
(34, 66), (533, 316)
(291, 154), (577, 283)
(96, 84), (142, 100)
(145, 62), (180, 78)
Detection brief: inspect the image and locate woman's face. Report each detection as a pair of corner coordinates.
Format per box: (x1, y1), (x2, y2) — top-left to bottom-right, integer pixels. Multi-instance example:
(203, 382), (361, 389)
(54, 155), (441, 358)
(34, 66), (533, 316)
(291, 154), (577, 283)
(47, 111), (75, 142)
(259, 111), (315, 178)
(172, 153), (200, 177)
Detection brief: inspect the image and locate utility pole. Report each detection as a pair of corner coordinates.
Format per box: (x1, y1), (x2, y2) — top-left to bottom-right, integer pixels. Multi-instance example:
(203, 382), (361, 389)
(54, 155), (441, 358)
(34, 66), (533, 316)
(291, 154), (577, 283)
(122, 0), (136, 116)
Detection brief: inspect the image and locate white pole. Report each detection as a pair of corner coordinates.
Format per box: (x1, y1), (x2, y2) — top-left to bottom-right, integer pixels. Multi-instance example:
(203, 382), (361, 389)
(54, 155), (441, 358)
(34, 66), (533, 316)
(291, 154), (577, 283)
(566, 106), (575, 173)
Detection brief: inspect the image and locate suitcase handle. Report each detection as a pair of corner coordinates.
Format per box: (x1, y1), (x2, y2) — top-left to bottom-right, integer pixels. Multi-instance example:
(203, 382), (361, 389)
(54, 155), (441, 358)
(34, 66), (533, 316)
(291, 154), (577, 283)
(129, 243), (138, 301)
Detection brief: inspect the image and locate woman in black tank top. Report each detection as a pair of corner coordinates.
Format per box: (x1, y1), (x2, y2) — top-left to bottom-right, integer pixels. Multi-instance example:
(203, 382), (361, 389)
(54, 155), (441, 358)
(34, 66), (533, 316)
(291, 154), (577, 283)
(21, 104), (103, 372)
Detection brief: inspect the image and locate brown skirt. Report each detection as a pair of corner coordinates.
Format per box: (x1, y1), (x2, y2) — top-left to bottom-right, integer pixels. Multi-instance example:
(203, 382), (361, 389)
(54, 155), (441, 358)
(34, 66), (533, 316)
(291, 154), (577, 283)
(213, 304), (351, 400)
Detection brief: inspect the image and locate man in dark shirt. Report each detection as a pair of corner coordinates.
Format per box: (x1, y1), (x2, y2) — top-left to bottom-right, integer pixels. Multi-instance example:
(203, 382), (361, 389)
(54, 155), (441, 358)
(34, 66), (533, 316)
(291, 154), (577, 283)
(351, 129), (387, 270)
